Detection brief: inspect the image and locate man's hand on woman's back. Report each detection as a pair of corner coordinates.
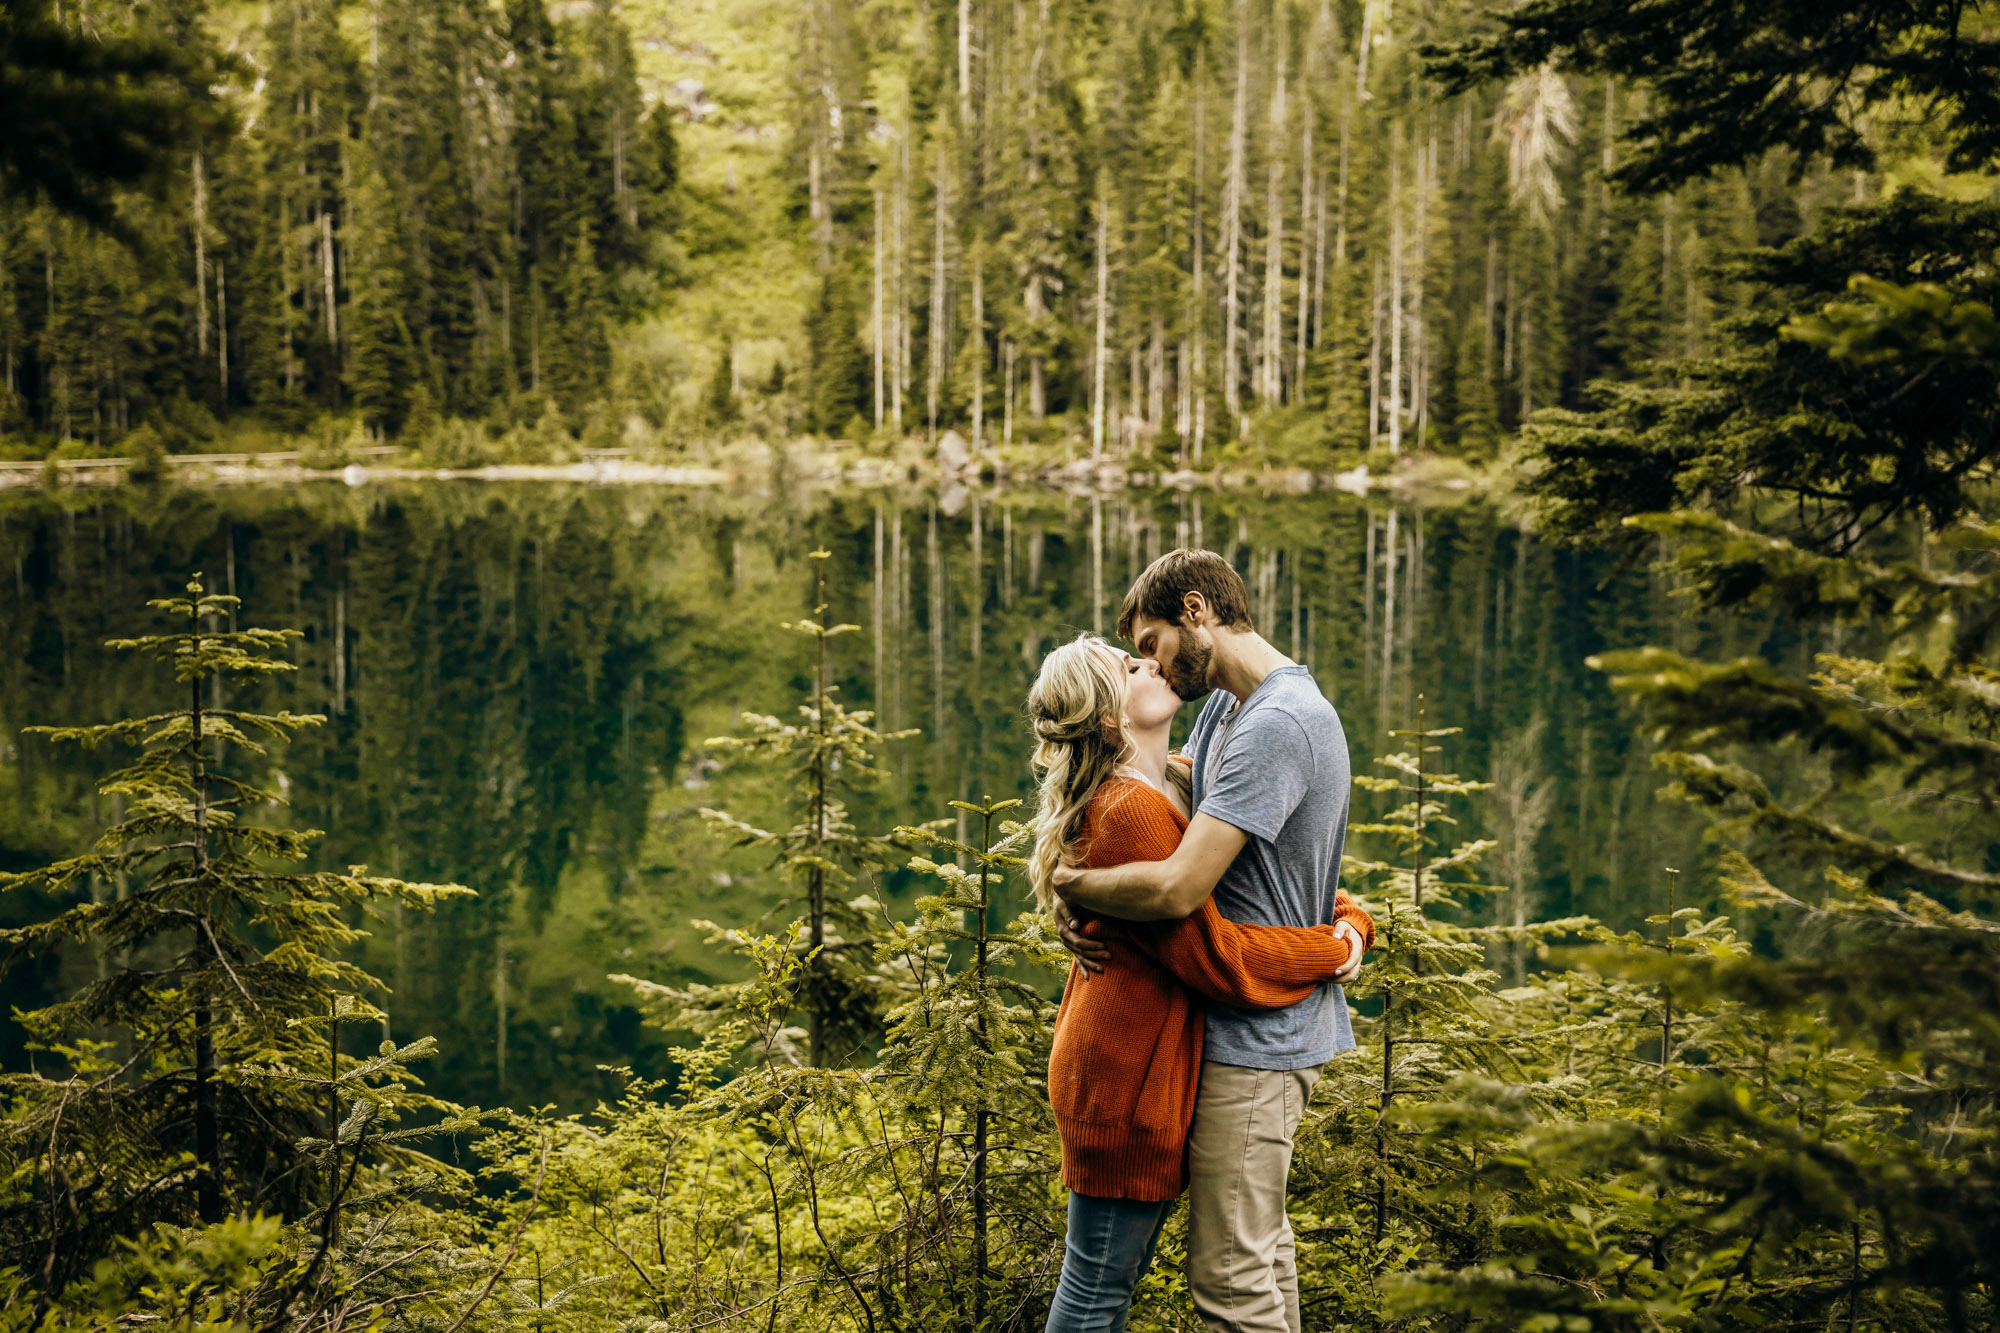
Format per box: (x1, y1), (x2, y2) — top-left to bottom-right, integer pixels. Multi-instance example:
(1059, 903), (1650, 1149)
(1053, 898), (1113, 974)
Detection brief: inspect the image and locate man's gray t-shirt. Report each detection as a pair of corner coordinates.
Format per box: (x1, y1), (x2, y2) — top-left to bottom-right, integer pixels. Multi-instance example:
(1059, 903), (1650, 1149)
(1185, 665), (1353, 1070)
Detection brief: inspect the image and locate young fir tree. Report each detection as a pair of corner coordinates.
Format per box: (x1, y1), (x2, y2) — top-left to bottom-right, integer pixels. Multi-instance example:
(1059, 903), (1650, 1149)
(617, 549), (912, 1067)
(874, 798), (1066, 1332)
(0, 576), (469, 1287)
(1297, 702), (1511, 1319)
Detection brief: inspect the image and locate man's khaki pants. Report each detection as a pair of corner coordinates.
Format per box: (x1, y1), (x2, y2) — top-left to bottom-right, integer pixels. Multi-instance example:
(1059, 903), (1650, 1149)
(1185, 1061), (1322, 1333)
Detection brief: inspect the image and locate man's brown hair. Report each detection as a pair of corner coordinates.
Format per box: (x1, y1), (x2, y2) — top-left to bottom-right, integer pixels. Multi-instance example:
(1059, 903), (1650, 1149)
(1116, 549), (1253, 640)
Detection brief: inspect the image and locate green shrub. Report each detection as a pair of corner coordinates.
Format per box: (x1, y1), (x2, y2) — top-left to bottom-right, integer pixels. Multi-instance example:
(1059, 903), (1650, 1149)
(123, 422), (168, 481)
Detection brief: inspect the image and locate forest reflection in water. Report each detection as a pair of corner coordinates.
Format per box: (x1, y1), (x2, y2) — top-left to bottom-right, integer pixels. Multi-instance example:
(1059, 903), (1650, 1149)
(1, 480), (1769, 1111)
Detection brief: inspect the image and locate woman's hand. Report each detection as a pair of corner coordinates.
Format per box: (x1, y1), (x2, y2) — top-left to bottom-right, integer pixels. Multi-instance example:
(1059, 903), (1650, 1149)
(1331, 919), (1366, 984)
(1052, 897), (1113, 975)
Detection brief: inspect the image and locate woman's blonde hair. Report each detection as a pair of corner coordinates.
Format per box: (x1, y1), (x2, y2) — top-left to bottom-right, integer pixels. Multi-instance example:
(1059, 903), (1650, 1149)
(1025, 634), (1189, 912)
(1027, 635), (1129, 912)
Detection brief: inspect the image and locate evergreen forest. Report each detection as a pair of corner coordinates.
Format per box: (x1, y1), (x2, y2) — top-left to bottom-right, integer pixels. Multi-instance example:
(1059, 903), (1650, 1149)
(7, 0), (1971, 463)
(4, 0), (2000, 1330)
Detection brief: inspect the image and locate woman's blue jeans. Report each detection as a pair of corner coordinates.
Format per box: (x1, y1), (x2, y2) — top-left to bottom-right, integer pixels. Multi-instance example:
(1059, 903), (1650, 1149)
(1044, 1191), (1176, 1333)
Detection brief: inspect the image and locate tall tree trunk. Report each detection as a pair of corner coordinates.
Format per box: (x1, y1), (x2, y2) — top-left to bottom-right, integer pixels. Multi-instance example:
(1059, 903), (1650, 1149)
(1002, 339), (1015, 443)
(1601, 77), (1616, 231)
(322, 210), (339, 393)
(1148, 316), (1165, 432)
(1413, 130), (1431, 449)
(1190, 54), (1207, 464)
(1367, 253), (1382, 445)
(1025, 0), (1048, 423)
(192, 150), (209, 358)
(1387, 140), (1403, 455)
(893, 127), (911, 434)
(1258, 39), (1286, 405)
(216, 259), (229, 403)
(1221, 0), (1248, 426)
(1127, 343), (1141, 454)
(874, 188), (885, 430)
(970, 252), (985, 450)
(1091, 182), (1109, 458)
(1176, 337), (1191, 447)
(1295, 109), (1313, 388)
(927, 143), (948, 441)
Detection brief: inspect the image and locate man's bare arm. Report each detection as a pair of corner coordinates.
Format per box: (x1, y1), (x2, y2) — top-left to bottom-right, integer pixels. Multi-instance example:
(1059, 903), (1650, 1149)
(1051, 813), (1250, 921)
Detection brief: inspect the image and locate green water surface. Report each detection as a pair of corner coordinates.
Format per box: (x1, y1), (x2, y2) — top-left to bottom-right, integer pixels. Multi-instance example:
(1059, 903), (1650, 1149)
(3, 481), (1780, 1110)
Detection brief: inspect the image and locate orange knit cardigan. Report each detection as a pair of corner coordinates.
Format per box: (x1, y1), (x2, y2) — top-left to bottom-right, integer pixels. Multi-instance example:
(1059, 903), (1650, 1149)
(1047, 775), (1375, 1202)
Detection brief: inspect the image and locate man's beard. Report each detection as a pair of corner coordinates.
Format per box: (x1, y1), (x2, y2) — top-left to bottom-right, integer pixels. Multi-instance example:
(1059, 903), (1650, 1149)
(1164, 633), (1213, 701)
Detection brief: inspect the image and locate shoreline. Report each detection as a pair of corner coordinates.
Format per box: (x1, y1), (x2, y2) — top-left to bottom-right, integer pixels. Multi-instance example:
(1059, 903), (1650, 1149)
(0, 441), (1505, 499)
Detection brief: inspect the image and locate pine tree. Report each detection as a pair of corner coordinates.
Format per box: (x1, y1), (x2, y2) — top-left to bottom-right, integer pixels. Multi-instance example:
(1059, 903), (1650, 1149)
(0, 576), (468, 1286)
(616, 550), (913, 1067)
(875, 797), (1066, 1331)
(804, 273), (868, 437)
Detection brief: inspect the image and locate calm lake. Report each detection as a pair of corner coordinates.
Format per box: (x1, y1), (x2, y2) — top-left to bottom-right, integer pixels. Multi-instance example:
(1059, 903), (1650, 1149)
(2, 479), (1768, 1111)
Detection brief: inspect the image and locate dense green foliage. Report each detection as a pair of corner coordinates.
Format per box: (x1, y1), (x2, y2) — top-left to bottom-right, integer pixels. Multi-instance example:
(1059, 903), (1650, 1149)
(0, 0), (673, 450)
(8, 0), (2000, 1323)
(769, 0), (1869, 460)
(0, 577), (470, 1299)
(6, 0), (1914, 462)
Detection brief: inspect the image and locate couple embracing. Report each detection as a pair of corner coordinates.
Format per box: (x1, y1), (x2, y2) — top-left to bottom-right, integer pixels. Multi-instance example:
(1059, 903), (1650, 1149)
(1026, 549), (1373, 1333)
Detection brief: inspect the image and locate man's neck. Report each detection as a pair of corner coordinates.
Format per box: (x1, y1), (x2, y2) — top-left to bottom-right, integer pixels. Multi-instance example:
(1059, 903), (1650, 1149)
(1210, 628), (1293, 703)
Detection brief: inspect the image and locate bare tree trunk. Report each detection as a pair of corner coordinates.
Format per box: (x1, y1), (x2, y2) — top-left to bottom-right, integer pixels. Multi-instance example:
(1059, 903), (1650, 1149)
(1148, 316), (1165, 432)
(216, 259), (229, 402)
(1002, 339), (1016, 443)
(874, 188), (885, 430)
(1387, 139), (1403, 455)
(928, 142), (949, 441)
(1295, 109), (1313, 387)
(1127, 343), (1141, 454)
(1601, 77), (1616, 231)
(1258, 34), (1286, 405)
(1367, 253), (1383, 446)
(894, 126), (912, 434)
(1221, 0), (1248, 426)
(970, 254), (985, 450)
(192, 150), (209, 357)
(1091, 180), (1110, 459)
(1175, 337), (1191, 446)
(1413, 130), (1431, 450)
(322, 210), (339, 363)
(1190, 57), (1207, 464)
